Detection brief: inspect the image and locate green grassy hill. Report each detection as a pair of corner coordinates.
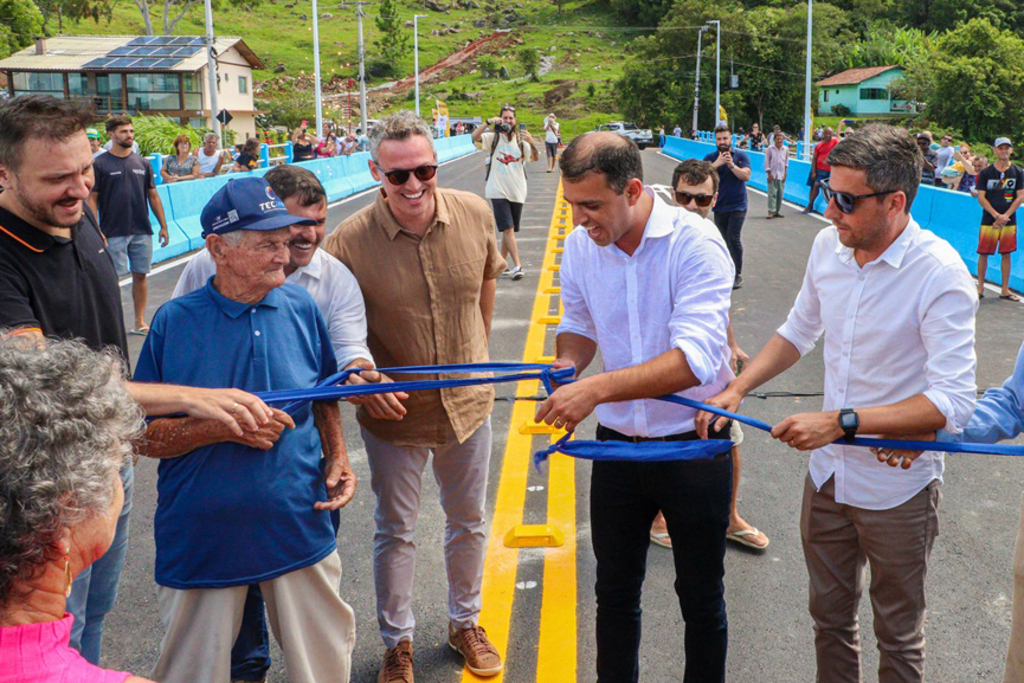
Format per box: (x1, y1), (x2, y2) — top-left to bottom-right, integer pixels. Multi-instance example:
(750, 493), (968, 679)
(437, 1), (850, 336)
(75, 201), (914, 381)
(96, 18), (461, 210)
(64, 0), (636, 130)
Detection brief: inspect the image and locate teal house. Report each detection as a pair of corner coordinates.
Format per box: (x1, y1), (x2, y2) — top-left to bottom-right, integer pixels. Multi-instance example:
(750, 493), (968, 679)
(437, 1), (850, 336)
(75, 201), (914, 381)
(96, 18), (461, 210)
(817, 65), (908, 116)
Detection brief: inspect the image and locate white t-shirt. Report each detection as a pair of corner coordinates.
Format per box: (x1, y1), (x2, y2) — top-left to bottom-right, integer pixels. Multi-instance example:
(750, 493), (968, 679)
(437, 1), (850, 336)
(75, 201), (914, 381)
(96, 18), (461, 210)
(481, 131), (529, 203)
(196, 148), (222, 175)
(545, 120), (560, 144)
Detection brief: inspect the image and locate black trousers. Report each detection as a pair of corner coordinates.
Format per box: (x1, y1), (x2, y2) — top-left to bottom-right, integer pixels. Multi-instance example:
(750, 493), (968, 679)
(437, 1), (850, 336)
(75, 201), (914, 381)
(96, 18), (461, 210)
(713, 210), (746, 275)
(592, 424), (733, 683)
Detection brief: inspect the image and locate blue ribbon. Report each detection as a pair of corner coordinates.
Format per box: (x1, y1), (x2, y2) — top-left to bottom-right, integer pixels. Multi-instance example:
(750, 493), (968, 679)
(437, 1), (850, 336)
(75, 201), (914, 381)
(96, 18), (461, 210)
(532, 432), (734, 471)
(255, 362), (574, 415)
(247, 361), (1024, 465)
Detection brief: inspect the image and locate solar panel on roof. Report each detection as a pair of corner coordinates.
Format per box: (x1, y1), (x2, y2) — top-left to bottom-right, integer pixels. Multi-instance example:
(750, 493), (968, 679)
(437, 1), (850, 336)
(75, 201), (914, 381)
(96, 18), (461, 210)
(108, 57), (140, 68)
(153, 47), (178, 56)
(108, 46), (135, 56)
(171, 47), (197, 57)
(83, 57), (112, 68)
(151, 58), (180, 69)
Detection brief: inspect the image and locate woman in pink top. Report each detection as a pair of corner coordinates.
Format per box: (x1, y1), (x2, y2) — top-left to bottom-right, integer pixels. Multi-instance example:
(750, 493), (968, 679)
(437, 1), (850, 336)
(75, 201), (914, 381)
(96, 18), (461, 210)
(0, 338), (153, 683)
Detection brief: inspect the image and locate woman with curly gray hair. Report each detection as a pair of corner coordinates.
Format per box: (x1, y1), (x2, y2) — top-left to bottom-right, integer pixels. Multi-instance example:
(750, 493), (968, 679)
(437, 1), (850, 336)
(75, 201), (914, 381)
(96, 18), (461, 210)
(0, 336), (153, 683)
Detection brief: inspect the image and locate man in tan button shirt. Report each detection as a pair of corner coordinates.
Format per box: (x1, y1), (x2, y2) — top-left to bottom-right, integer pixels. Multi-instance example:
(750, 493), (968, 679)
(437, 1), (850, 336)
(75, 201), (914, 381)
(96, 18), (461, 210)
(321, 111), (506, 683)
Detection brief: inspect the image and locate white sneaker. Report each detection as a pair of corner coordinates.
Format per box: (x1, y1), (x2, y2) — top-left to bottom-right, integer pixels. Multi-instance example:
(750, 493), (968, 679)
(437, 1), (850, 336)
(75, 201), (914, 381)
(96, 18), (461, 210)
(511, 266), (524, 281)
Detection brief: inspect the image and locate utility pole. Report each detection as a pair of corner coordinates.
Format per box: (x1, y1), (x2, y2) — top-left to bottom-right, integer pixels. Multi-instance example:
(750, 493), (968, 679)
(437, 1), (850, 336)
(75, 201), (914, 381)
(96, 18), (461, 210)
(312, 0), (323, 138)
(414, 14), (426, 118)
(357, 2), (368, 134)
(691, 26), (707, 137)
(707, 19), (720, 125)
(803, 0), (813, 161)
(203, 0), (220, 138)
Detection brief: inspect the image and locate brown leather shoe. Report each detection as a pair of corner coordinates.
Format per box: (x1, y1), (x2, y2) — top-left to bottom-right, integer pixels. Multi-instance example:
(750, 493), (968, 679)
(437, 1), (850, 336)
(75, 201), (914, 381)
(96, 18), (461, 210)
(448, 623), (503, 676)
(378, 639), (414, 683)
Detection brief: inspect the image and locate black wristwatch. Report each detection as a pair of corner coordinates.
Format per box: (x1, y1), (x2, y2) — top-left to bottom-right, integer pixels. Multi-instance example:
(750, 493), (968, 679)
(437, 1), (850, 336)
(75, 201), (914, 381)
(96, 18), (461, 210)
(838, 408), (859, 442)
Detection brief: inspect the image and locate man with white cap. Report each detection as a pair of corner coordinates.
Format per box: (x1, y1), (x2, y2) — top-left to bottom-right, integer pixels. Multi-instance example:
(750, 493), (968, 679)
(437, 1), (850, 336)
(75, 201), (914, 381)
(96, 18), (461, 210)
(135, 177), (357, 683)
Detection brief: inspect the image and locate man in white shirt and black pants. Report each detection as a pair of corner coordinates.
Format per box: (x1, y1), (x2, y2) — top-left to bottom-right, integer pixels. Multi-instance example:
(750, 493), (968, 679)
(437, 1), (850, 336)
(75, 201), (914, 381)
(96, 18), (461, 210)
(535, 132), (736, 683)
(700, 124), (978, 683)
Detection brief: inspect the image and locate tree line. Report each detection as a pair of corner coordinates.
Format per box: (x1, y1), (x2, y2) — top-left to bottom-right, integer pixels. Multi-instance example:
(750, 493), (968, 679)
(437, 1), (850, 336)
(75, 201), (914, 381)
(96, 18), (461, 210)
(611, 0), (1024, 147)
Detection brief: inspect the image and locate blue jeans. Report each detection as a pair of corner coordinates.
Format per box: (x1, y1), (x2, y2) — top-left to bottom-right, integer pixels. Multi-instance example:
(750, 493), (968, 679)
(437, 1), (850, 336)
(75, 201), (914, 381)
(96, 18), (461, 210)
(230, 586), (272, 681)
(591, 425), (732, 683)
(68, 462), (133, 665)
(712, 210), (746, 275)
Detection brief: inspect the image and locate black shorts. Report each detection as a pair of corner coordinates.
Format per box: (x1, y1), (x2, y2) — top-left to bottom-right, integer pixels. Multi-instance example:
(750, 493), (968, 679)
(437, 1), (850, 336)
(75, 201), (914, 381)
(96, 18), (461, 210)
(491, 198), (524, 233)
(545, 141), (559, 158)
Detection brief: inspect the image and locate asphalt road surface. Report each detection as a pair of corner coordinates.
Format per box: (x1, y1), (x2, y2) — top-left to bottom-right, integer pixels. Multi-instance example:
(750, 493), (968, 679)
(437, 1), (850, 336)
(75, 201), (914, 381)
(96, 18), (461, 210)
(101, 148), (1024, 682)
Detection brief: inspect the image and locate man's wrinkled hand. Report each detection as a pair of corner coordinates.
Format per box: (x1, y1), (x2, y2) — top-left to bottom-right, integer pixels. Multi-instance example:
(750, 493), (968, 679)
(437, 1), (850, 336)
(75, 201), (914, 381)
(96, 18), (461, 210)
(771, 411), (844, 451)
(231, 408), (295, 450)
(696, 385), (744, 439)
(345, 362), (409, 421)
(871, 432), (935, 469)
(534, 377), (598, 435)
(316, 456), (357, 510)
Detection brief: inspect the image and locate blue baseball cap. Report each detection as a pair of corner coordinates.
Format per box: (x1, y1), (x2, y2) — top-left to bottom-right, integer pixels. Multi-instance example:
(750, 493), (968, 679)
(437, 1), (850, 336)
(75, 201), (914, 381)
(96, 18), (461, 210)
(201, 177), (316, 238)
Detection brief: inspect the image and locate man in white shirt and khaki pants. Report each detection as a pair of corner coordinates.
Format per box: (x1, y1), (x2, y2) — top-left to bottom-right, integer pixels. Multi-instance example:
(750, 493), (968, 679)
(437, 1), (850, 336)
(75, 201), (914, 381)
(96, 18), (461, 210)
(700, 124), (978, 683)
(535, 131), (736, 683)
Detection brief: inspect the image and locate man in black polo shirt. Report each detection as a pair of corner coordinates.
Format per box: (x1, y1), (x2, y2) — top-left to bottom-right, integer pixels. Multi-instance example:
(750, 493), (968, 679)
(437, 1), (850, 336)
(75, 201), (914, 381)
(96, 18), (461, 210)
(90, 114), (169, 335)
(0, 94), (274, 667)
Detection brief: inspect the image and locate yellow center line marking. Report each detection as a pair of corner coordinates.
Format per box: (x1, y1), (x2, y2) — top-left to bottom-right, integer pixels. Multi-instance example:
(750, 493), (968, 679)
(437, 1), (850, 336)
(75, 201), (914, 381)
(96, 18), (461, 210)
(466, 180), (575, 682)
(536, 182), (577, 682)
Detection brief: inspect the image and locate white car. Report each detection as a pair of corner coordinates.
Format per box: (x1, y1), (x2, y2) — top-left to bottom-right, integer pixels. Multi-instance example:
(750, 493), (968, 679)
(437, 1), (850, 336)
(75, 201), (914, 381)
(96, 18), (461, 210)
(595, 122), (655, 150)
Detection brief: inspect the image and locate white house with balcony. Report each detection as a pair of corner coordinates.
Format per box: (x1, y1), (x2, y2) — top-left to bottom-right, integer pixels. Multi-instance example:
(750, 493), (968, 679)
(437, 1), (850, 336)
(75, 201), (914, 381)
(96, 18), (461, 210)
(0, 35), (264, 139)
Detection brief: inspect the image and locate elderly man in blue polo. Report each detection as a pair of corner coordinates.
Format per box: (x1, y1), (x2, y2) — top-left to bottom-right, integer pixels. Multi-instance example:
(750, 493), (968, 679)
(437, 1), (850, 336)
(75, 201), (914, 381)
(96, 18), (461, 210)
(133, 177), (357, 683)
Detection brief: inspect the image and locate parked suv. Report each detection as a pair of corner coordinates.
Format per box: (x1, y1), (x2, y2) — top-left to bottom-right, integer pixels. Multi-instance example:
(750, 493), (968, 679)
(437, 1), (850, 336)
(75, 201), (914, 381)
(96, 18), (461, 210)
(595, 122), (655, 150)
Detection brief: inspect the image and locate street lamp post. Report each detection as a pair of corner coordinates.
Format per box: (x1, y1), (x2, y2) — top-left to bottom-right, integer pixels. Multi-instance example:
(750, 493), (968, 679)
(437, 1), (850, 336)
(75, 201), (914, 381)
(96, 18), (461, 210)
(203, 0), (220, 138)
(706, 20), (720, 126)
(414, 14), (427, 118)
(803, 0), (813, 161)
(691, 26), (708, 137)
(312, 0), (323, 139)
(357, 2), (368, 136)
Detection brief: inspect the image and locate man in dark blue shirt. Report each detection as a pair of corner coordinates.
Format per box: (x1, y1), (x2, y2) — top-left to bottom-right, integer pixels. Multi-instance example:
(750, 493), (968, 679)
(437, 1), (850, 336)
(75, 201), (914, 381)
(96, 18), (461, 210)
(135, 177), (357, 683)
(704, 124), (752, 289)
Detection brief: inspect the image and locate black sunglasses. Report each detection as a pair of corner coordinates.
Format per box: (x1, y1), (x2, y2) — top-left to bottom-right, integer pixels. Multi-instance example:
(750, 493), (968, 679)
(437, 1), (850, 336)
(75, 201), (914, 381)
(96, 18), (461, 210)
(378, 164), (438, 185)
(674, 191), (715, 208)
(821, 179), (896, 214)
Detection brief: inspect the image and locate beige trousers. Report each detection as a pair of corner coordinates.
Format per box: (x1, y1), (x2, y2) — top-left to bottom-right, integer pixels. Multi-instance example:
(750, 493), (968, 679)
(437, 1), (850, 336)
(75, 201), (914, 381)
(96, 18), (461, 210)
(152, 551), (355, 683)
(800, 474), (940, 683)
(1004, 490), (1024, 683)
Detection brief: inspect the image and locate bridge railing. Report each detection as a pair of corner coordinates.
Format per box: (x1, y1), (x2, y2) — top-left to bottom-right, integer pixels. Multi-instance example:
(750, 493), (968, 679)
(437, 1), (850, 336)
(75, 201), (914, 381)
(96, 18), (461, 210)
(663, 137), (1018, 291)
(138, 137), (477, 266)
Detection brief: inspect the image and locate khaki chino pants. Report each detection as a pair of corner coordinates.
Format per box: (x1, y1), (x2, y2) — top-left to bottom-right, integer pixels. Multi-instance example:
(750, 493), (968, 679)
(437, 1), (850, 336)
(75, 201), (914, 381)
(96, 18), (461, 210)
(361, 418), (492, 648)
(152, 552), (355, 683)
(800, 474), (940, 683)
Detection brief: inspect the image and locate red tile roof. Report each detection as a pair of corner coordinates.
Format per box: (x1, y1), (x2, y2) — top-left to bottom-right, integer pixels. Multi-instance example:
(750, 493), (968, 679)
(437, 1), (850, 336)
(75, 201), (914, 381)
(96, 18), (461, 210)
(816, 65), (901, 87)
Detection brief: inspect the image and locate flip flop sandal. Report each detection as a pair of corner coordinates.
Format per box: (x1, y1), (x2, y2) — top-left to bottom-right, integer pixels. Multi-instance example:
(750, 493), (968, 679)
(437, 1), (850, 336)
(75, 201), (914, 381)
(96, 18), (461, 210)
(1000, 293), (1021, 302)
(128, 326), (150, 336)
(726, 528), (770, 550)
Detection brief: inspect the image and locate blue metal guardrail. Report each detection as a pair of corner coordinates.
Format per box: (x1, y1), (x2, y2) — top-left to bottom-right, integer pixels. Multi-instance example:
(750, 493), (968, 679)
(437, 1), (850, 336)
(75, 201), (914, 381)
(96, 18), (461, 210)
(144, 135), (478, 265)
(663, 136), (1016, 292)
